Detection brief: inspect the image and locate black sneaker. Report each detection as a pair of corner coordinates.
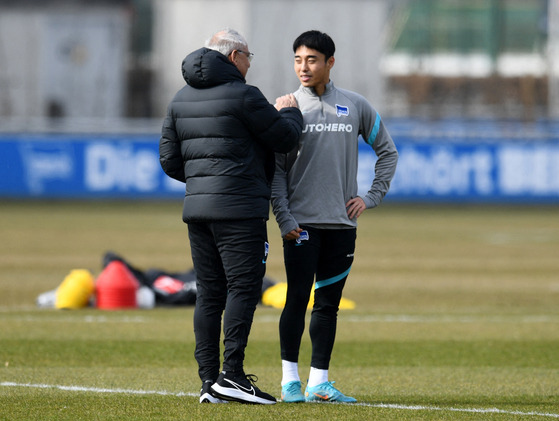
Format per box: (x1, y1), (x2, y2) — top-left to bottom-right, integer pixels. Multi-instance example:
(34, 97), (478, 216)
(200, 380), (228, 404)
(211, 371), (277, 405)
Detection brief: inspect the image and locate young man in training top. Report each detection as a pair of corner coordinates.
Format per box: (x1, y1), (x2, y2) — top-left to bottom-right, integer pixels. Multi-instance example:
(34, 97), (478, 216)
(272, 30), (398, 403)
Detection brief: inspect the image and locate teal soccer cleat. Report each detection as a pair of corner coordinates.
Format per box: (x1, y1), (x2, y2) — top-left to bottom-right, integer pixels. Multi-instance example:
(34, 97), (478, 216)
(281, 380), (305, 403)
(304, 381), (357, 403)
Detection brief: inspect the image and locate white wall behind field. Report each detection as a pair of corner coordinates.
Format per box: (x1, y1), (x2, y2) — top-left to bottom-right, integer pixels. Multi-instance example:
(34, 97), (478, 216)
(0, 5), (129, 119)
(151, 0), (389, 115)
(1, 0), (554, 123)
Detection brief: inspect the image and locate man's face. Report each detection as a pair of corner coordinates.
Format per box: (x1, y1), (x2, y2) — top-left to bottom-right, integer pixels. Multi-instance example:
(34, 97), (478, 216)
(230, 47), (251, 78)
(294, 46), (334, 89)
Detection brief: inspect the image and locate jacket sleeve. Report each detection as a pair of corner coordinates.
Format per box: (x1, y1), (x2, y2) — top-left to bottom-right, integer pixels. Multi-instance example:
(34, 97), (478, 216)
(159, 106), (186, 183)
(242, 86), (303, 153)
(271, 151), (299, 237)
(363, 117), (398, 208)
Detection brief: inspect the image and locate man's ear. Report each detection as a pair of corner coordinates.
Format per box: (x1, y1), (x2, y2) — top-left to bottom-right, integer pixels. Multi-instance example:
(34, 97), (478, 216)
(327, 56), (335, 70)
(229, 50), (238, 65)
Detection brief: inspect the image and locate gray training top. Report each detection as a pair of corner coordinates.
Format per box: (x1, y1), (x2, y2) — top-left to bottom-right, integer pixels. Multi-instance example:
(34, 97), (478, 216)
(271, 81), (399, 238)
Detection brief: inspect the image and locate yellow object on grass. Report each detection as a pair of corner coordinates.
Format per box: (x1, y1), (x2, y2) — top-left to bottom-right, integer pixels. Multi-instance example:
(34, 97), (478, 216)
(262, 282), (356, 310)
(55, 269), (95, 309)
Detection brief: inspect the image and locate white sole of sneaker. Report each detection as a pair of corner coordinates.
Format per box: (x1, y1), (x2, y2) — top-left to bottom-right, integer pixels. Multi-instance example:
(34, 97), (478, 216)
(211, 384), (276, 405)
(200, 392), (228, 404)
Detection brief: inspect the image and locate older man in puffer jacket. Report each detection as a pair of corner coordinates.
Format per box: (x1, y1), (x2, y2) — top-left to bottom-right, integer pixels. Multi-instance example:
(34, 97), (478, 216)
(159, 28), (302, 405)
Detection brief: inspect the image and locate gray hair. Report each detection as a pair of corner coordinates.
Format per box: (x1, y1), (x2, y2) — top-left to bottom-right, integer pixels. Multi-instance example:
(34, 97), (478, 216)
(205, 28), (248, 57)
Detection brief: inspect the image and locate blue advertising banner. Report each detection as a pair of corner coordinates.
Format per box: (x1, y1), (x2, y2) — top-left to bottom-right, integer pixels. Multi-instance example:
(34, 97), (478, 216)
(0, 134), (184, 199)
(361, 140), (559, 203)
(1, 122), (559, 202)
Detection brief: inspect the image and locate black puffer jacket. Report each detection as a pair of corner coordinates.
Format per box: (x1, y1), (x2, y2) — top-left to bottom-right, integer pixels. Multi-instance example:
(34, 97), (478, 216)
(160, 48), (303, 222)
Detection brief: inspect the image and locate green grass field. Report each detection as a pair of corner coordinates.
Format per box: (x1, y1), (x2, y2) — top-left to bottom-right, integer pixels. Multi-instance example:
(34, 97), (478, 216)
(1, 201), (558, 420)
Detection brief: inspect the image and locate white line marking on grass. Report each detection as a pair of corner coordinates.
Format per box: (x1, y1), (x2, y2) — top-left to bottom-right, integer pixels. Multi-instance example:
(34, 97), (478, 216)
(4, 314), (559, 325)
(357, 402), (559, 419)
(255, 314), (559, 324)
(0, 315), (150, 324)
(339, 314), (559, 324)
(0, 382), (196, 398)
(2, 382), (558, 418)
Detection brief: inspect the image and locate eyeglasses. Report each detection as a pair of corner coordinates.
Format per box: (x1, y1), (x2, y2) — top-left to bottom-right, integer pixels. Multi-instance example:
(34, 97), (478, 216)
(236, 50), (254, 62)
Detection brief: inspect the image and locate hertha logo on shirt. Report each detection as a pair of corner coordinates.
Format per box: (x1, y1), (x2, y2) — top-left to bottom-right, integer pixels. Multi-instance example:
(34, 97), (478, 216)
(336, 104), (349, 117)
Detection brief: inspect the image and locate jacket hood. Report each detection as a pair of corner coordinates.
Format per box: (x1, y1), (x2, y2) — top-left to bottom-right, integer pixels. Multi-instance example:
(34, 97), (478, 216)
(182, 47), (245, 88)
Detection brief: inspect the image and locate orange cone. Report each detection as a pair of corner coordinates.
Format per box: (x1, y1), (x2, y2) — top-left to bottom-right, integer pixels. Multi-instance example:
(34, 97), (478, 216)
(95, 261), (139, 309)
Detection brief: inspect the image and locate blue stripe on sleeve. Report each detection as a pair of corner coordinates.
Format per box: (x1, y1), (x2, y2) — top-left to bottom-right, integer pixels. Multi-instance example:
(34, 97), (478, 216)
(366, 112), (381, 146)
(315, 266), (352, 289)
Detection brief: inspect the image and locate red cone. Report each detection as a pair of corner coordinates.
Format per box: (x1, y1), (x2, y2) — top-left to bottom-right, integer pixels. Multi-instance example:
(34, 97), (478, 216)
(95, 261), (139, 309)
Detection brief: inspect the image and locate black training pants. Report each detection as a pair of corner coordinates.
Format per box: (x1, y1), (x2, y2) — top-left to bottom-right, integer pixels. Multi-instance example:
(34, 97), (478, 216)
(188, 218), (268, 382)
(279, 226), (356, 369)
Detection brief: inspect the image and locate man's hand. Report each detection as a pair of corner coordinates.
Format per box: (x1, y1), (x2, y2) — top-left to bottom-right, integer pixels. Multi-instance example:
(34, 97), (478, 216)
(275, 94), (298, 110)
(346, 197), (366, 219)
(283, 227), (303, 241)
